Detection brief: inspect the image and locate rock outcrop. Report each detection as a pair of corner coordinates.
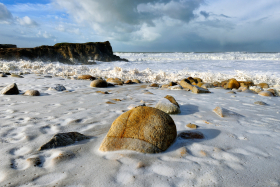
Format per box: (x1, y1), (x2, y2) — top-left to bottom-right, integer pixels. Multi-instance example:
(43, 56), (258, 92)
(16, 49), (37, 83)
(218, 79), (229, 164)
(0, 41), (128, 64)
(0, 44), (17, 49)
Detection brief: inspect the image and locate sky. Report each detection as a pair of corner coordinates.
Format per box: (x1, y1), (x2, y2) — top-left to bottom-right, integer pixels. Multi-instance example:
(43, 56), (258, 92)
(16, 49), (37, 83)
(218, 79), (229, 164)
(0, 0), (280, 52)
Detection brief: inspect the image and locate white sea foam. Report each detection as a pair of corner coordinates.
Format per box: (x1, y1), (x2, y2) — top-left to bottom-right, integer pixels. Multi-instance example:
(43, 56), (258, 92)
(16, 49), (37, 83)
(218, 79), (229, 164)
(0, 52), (279, 85)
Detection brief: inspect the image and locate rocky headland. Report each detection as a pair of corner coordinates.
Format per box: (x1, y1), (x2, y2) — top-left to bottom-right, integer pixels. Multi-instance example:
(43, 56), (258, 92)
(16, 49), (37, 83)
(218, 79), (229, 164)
(0, 41), (128, 64)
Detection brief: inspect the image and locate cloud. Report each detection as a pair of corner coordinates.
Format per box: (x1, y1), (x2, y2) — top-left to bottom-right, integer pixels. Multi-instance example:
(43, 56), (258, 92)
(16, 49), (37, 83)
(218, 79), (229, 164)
(0, 3), (13, 24)
(16, 16), (38, 27)
(37, 31), (55, 39)
(53, 0), (204, 42)
(200, 11), (209, 18)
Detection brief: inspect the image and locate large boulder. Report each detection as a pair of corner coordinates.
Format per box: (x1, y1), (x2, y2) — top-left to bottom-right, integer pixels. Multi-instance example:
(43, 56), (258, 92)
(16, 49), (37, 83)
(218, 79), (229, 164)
(99, 106), (177, 153)
(226, 79), (240, 89)
(1, 83), (19, 95)
(90, 79), (108, 87)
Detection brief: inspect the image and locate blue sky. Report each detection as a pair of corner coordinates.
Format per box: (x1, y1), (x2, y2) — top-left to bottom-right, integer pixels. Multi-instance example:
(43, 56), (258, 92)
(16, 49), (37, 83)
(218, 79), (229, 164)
(1, 0), (280, 52)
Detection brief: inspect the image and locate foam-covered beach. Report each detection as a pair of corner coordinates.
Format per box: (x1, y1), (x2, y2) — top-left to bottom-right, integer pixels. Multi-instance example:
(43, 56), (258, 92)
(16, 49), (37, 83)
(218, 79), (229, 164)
(0, 52), (280, 186)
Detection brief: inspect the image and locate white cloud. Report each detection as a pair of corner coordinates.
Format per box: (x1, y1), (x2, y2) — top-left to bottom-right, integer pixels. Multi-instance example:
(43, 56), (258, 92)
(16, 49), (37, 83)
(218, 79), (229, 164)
(37, 31), (54, 39)
(16, 16), (38, 27)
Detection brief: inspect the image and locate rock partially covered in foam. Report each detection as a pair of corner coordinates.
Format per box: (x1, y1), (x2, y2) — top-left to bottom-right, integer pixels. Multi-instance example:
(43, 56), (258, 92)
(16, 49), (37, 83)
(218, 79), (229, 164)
(99, 106), (177, 153)
(48, 84), (66, 91)
(155, 96), (180, 114)
(1, 83), (19, 95)
(24, 90), (40, 96)
(192, 85), (210, 94)
(258, 91), (274, 97)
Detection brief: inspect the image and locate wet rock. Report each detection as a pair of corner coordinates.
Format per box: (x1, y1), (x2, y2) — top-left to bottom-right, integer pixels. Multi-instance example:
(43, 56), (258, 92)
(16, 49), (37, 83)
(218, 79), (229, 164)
(193, 77), (202, 83)
(124, 80), (133, 84)
(144, 91), (153, 94)
(168, 82), (177, 86)
(52, 151), (75, 164)
(90, 79), (108, 88)
(107, 78), (123, 85)
(254, 101), (267, 105)
(192, 85), (210, 94)
(149, 83), (159, 87)
(0, 83), (19, 95)
(106, 101), (116, 104)
(258, 91), (274, 97)
(99, 106), (177, 153)
(24, 90), (40, 96)
(48, 84), (66, 91)
(226, 78), (240, 89)
(78, 75), (95, 80)
(39, 132), (89, 151)
(132, 79), (141, 84)
(178, 131), (204, 139)
(179, 80), (194, 90)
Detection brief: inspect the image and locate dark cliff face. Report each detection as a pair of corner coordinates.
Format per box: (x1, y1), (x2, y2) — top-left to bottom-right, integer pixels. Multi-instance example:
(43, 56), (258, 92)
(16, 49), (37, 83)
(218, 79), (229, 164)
(0, 41), (128, 64)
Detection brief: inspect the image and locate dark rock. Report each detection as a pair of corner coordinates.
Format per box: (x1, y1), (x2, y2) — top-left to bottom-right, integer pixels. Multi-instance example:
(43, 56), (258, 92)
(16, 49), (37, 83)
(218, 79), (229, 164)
(178, 131), (204, 139)
(0, 44), (17, 49)
(254, 101), (267, 105)
(0, 41), (128, 64)
(39, 132), (89, 150)
(90, 79), (108, 88)
(1, 83), (19, 95)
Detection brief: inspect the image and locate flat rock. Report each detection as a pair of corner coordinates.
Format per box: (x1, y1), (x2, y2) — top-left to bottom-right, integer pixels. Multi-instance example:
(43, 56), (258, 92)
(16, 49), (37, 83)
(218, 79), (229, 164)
(227, 91), (236, 94)
(48, 84), (66, 91)
(24, 90), (40, 96)
(1, 83), (19, 95)
(179, 80), (194, 90)
(90, 79), (108, 88)
(99, 106), (177, 153)
(39, 132), (89, 151)
(192, 85), (210, 94)
(258, 91), (273, 97)
(10, 74), (23, 78)
(178, 131), (204, 139)
(254, 101), (267, 105)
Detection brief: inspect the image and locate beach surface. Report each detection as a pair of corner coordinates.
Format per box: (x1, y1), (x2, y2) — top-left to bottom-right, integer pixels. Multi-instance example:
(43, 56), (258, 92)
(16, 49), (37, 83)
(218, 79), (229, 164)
(0, 73), (280, 187)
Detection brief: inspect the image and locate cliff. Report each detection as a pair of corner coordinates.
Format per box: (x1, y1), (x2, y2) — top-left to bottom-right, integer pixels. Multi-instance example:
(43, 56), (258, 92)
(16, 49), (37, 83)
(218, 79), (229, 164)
(0, 41), (128, 64)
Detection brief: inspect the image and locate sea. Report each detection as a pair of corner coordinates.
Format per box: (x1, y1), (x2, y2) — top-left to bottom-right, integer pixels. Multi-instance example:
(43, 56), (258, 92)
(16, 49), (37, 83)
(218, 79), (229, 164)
(1, 52), (280, 85)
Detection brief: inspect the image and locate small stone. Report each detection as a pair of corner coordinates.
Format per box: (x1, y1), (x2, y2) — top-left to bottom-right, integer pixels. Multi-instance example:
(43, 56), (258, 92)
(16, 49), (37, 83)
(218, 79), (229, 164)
(186, 123), (197, 129)
(213, 106), (224, 117)
(178, 131), (204, 139)
(44, 75), (52, 78)
(144, 91), (153, 94)
(200, 150), (207, 157)
(39, 132), (89, 150)
(149, 83), (159, 87)
(227, 91), (236, 94)
(178, 147), (188, 156)
(258, 91), (274, 97)
(0, 83), (19, 95)
(112, 99), (121, 101)
(78, 75), (95, 80)
(10, 74), (23, 78)
(96, 91), (109, 94)
(254, 101), (267, 105)
(48, 84), (66, 91)
(106, 101), (116, 104)
(136, 161), (145, 168)
(24, 90), (40, 96)
(201, 83), (214, 89)
(90, 79), (108, 88)
(52, 151), (75, 164)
